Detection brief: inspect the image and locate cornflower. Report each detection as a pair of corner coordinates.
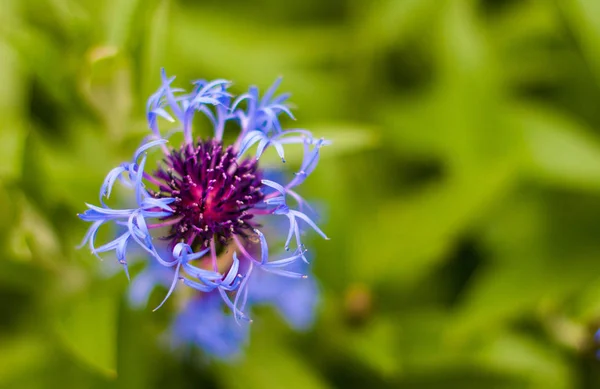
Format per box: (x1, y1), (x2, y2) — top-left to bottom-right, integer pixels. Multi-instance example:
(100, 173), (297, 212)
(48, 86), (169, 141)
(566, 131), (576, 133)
(79, 69), (329, 330)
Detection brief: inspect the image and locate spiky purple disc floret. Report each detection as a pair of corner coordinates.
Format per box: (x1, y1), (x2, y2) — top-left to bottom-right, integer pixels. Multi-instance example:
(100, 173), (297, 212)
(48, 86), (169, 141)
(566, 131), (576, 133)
(150, 139), (264, 248)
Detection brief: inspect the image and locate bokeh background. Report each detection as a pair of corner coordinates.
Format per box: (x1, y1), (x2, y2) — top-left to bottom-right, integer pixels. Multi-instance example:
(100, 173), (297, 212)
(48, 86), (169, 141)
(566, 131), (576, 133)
(2, 0), (600, 387)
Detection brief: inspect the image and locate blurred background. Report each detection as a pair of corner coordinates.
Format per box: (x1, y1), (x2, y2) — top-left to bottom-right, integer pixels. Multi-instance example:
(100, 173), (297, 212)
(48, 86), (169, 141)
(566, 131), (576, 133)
(2, 0), (600, 387)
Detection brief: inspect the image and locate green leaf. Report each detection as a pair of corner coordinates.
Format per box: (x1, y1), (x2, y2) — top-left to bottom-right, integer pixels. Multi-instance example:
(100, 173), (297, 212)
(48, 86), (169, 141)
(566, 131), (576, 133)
(515, 103), (600, 190)
(0, 41), (26, 180)
(29, 126), (120, 207)
(558, 0), (600, 85)
(7, 194), (60, 263)
(571, 275), (600, 322)
(488, 0), (567, 88)
(216, 328), (330, 389)
(351, 159), (518, 286)
(169, 6), (347, 118)
(0, 124), (25, 180)
(345, 318), (401, 377)
(140, 0), (171, 97)
(7, 24), (72, 107)
(358, 0), (439, 49)
(80, 48), (133, 141)
(0, 335), (48, 387)
(104, 0), (142, 48)
(55, 284), (120, 378)
(451, 241), (600, 341)
(477, 333), (574, 389)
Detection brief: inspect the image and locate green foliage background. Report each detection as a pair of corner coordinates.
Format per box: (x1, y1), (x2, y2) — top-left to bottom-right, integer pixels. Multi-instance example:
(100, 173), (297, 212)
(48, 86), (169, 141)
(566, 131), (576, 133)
(2, 0), (600, 387)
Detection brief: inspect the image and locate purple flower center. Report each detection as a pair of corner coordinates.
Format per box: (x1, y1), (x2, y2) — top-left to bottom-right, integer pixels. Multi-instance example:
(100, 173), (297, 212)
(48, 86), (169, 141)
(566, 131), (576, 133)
(151, 139), (264, 248)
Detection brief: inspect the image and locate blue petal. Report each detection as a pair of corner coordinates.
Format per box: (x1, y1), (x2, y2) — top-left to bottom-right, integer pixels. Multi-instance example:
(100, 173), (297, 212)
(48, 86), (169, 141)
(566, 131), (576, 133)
(134, 154), (147, 206)
(99, 165), (127, 202)
(255, 229), (269, 264)
(151, 107), (175, 123)
(237, 130), (266, 158)
(262, 249), (305, 269)
(133, 139), (168, 162)
(140, 196), (175, 213)
(261, 179), (286, 196)
(182, 278), (218, 293)
(261, 267), (306, 279)
(260, 77), (283, 106)
(221, 252), (241, 287)
(284, 215), (297, 250)
(77, 220), (103, 249)
(290, 209), (329, 240)
(160, 68), (183, 119)
(152, 261), (182, 311)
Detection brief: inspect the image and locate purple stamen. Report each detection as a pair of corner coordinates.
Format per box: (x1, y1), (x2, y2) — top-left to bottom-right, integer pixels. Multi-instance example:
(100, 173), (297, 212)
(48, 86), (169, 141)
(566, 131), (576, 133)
(150, 139), (264, 248)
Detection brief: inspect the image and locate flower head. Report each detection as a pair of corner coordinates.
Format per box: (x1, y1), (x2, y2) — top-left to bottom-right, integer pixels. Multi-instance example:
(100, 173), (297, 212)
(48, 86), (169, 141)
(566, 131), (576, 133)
(78, 69), (329, 349)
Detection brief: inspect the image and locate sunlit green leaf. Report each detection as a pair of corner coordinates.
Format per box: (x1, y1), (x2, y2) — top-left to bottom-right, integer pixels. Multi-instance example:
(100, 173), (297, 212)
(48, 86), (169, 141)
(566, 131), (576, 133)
(477, 333), (574, 389)
(515, 104), (600, 190)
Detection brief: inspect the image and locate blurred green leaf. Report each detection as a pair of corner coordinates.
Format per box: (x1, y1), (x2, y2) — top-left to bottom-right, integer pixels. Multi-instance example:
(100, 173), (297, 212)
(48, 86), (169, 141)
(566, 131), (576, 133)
(311, 125), (380, 156)
(0, 41), (26, 180)
(572, 275), (600, 322)
(0, 124), (25, 180)
(558, 0), (600, 85)
(346, 318), (401, 377)
(0, 335), (48, 387)
(489, 0), (567, 88)
(351, 159), (518, 286)
(358, 0), (438, 49)
(516, 103), (600, 190)
(451, 239), (600, 340)
(394, 308), (473, 373)
(7, 24), (73, 107)
(169, 6), (347, 119)
(216, 328), (330, 389)
(55, 284), (120, 378)
(80, 48), (133, 139)
(477, 333), (574, 389)
(435, 0), (511, 175)
(30, 126), (120, 207)
(104, 0), (142, 48)
(7, 194), (61, 263)
(141, 0), (171, 97)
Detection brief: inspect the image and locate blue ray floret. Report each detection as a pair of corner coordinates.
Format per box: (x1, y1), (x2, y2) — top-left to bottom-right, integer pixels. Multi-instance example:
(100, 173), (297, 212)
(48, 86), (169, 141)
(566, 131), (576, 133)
(79, 69), (329, 356)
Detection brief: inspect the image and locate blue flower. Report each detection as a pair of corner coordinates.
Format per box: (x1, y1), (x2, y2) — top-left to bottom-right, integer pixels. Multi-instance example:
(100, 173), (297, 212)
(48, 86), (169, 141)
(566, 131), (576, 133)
(79, 69), (329, 356)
